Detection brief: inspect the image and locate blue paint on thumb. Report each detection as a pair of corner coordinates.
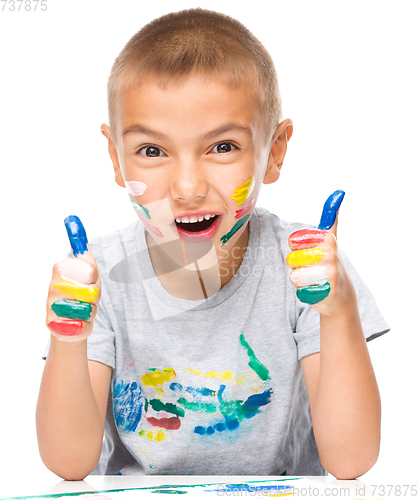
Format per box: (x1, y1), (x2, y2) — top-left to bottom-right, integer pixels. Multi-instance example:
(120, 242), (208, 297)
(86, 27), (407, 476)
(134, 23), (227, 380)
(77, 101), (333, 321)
(318, 190), (345, 230)
(64, 215), (88, 257)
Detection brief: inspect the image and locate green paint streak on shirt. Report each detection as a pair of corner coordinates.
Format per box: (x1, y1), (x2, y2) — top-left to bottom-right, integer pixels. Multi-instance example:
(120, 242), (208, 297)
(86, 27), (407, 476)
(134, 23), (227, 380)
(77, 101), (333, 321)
(177, 397), (217, 413)
(239, 333), (271, 381)
(220, 213), (250, 245)
(149, 399), (185, 417)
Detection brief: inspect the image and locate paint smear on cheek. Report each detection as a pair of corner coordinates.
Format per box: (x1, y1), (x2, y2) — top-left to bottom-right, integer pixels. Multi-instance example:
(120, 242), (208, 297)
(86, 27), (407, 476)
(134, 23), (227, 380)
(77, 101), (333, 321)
(131, 200), (151, 219)
(220, 213), (250, 245)
(125, 180), (148, 196)
(235, 199), (254, 219)
(230, 176), (255, 205)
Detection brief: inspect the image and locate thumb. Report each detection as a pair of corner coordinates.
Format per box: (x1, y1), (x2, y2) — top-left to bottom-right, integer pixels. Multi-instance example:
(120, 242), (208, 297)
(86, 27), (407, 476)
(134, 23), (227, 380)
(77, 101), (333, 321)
(318, 190), (345, 238)
(64, 215), (96, 264)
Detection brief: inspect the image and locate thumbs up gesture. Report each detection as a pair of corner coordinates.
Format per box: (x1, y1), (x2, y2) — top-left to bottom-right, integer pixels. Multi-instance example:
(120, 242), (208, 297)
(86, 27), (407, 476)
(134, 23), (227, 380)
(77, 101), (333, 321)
(286, 191), (356, 315)
(46, 216), (101, 342)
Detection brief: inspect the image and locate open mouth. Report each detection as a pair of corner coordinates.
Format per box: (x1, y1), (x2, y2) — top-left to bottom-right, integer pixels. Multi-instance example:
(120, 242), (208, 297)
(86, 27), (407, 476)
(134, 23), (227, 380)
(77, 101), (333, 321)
(174, 215), (222, 243)
(175, 215), (219, 233)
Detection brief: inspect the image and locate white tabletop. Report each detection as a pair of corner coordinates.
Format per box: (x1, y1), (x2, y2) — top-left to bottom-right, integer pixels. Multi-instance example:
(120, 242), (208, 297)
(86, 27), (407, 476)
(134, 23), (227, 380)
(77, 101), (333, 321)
(1, 471), (404, 499)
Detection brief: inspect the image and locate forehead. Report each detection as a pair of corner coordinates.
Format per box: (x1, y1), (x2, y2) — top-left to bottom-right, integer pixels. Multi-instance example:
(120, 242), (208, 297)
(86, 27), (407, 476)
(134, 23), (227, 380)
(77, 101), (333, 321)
(114, 74), (266, 141)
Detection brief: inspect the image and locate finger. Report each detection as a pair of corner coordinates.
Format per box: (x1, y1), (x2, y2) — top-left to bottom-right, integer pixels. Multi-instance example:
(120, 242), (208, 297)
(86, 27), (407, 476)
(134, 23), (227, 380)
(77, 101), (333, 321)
(286, 248), (324, 269)
(290, 265), (329, 287)
(56, 258), (97, 285)
(296, 283), (331, 305)
(51, 299), (95, 321)
(64, 215), (97, 265)
(318, 190), (345, 231)
(52, 277), (100, 303)
(288, 229), (327, 251)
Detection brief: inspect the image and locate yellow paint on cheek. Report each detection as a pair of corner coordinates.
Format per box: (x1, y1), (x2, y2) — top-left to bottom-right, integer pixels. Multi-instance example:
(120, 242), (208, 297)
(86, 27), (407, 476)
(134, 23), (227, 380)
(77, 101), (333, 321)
(230, 176), (255, 205)
(53, 276), (99, 303)
(286, 248), (325, 269)
(141, 368), (176, 393)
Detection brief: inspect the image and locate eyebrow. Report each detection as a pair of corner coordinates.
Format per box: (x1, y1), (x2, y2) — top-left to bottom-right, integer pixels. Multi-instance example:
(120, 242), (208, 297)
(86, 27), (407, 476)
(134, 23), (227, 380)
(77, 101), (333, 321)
(122, 123), (252, 141)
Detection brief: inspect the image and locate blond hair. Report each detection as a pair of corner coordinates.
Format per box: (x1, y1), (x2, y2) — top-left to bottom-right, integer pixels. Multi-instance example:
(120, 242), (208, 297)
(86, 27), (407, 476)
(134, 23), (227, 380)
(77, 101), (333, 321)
(107, 8), (282, 140)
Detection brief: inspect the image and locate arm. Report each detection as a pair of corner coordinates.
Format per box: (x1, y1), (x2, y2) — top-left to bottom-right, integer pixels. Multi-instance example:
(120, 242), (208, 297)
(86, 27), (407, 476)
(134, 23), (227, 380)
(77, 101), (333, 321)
(37, 215), (111, 480)
(36, 341), (112, 480)
(301, 305), (381, 479)
(288, 192), (381, 479)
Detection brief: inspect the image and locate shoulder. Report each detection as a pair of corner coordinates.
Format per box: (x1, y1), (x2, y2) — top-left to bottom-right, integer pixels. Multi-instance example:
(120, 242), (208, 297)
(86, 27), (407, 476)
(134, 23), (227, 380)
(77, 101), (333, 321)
(253, 206), (315, 253)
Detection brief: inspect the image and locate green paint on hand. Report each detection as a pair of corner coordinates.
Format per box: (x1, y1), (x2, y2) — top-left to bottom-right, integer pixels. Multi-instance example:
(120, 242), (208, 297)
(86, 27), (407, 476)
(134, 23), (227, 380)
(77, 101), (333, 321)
(51, 299), (92, 321)
(177, 397), (217, 413)
(149, 399), (185, 417)
(220, 214), (250, 245)
(239, 333), (271, 381)
(297, 282), (331, 304)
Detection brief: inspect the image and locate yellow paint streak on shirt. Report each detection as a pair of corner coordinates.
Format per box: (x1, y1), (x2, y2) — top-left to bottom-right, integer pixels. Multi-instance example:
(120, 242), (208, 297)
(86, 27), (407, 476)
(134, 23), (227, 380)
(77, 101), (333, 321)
(146, 430), (153, 440)
(221, 371), (234, 381)
(230, 176), (255, 205)
(141, 368), (176, 393)
(53, 276), (99, 303)
(204, 371), (219, 378)
(154, 430), (165, 442)
(238, 377), (245, 385)
(186, 367), (202, 376)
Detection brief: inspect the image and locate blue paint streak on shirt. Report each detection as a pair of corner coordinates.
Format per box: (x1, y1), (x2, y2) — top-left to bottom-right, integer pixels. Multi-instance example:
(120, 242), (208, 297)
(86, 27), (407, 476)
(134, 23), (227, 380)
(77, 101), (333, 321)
(194, 425), (207, 435)
(170, 382), (183, 392)
(64, 215), (88, 257)
(318, 190), (345, 230)
(185, 386), (217, 398)
(243, 389), (272, 408)
(113, 378), (143, 433)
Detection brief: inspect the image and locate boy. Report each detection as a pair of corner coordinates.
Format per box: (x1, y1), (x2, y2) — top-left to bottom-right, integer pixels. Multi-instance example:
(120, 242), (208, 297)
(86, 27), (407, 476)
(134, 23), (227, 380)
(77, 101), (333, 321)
(37, 8), (389, 480)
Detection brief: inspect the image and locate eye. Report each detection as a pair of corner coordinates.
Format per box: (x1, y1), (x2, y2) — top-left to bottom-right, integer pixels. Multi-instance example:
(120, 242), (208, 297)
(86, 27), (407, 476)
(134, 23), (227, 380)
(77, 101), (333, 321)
(138, 146), (165, 157)
(211, 142), (237, 154)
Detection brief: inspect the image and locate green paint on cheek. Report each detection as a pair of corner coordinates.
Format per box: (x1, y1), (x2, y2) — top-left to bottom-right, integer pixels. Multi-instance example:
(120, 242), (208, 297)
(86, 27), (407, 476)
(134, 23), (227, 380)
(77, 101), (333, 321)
(131, 200), (151, 219)
(220, 213), (250, 245)
(239, 333), (271, 381)
(51, 299), (92, 321)
(297, 282), (331, 304)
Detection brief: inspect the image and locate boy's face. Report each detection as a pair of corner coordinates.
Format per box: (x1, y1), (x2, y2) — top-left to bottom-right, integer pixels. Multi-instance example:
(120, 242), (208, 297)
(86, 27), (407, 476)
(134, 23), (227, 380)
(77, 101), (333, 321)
(103, 73), (289, 271)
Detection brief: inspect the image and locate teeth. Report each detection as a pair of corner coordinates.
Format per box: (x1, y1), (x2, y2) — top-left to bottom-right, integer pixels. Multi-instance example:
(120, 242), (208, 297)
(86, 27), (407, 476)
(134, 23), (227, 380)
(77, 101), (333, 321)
(175, 214), (217, 223)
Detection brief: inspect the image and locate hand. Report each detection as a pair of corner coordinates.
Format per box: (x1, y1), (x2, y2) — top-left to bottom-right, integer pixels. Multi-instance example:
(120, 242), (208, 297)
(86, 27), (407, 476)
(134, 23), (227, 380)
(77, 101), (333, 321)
(46, 216), (101, 342)
(286, 190), (356, 316)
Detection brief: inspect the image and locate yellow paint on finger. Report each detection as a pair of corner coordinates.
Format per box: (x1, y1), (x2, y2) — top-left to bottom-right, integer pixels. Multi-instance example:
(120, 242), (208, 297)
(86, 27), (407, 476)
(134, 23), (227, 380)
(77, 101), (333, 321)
(53, 276), (99, 303)
(286, 248), (324, 269)
(230, 176), (255, 205)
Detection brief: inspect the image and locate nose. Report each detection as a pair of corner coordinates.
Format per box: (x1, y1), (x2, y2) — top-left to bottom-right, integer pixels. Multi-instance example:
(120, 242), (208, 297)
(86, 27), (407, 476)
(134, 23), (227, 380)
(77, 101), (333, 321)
(169, 157), (209, 203)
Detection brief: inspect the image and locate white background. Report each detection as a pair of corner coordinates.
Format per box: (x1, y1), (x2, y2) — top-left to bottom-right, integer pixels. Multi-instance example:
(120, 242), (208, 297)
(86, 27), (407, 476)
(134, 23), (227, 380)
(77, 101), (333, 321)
(0, 0), (418, 490)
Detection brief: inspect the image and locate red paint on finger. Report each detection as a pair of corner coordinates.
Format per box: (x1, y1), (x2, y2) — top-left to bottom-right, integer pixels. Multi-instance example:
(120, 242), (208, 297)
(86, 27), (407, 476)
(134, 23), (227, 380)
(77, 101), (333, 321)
(48, 318), (84, 336)
(289, 229), (327, 250)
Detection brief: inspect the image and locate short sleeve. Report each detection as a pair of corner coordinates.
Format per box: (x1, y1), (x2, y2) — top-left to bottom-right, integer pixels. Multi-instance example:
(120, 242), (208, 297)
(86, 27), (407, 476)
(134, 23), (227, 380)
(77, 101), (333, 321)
(293, 250), (390, 360)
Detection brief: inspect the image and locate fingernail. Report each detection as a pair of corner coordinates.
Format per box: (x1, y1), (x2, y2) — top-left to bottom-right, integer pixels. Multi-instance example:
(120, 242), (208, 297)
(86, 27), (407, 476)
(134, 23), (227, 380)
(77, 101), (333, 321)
(64, 215), (88, 257)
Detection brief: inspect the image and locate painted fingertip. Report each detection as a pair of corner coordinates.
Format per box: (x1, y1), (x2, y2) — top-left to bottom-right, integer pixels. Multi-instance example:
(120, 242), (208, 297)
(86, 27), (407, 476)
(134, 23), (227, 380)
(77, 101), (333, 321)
(51, 299), (92, 321)
(48, 318), (84, 336)
(64, 215), (88, 257)
(296, 282), (331, 304)
(318, 190), (345, 230)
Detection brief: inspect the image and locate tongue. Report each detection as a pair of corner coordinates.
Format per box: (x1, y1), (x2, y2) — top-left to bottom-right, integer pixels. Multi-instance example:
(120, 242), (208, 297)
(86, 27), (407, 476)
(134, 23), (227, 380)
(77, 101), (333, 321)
(176, 216), (218, 233)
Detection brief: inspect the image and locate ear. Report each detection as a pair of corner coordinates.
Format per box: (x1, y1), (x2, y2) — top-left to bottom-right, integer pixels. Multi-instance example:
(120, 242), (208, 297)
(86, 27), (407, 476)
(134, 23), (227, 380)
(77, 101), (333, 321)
(100, 124), (125, 188)
(263, 118), (293, 185)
